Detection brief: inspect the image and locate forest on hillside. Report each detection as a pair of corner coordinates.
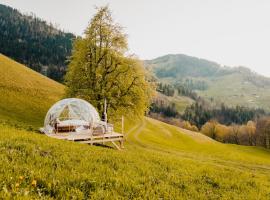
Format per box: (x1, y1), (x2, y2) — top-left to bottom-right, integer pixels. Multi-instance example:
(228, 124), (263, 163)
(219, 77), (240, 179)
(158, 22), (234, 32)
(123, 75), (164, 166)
(149, 82), (270, 149)
(0, 4), (75, 81)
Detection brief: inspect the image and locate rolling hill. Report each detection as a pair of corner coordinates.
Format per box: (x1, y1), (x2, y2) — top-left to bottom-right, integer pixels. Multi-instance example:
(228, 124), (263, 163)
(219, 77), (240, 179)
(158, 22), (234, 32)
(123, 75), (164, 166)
(0, 55), (270, 199)
(146, 54), (270, 111)
(0, 54), (64, 128)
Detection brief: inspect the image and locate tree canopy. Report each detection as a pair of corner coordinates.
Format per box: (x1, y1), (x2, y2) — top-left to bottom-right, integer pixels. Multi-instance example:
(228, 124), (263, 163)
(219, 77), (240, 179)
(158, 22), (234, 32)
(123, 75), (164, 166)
(65, 6), (153, 119)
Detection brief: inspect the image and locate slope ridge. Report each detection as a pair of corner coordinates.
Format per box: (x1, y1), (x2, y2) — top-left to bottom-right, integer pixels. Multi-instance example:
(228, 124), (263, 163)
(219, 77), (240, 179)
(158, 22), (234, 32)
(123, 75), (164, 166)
(0, 54), (64, 127)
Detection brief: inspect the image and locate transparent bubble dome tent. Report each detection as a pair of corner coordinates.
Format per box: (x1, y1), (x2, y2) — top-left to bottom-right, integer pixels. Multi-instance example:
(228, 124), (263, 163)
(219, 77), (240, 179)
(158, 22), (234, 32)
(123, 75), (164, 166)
(43, 98), (101, 134)
(41, 98), (124, 149)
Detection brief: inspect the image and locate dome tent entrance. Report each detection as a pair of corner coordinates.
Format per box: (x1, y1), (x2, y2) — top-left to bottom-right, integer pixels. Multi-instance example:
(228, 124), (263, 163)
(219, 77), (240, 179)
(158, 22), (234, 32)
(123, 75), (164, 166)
(40, 98), (124, 150)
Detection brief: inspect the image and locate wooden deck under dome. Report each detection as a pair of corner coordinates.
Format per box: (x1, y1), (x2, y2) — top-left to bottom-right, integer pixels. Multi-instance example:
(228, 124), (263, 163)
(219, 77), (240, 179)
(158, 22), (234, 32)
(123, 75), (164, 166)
(45, 131), (125, 150)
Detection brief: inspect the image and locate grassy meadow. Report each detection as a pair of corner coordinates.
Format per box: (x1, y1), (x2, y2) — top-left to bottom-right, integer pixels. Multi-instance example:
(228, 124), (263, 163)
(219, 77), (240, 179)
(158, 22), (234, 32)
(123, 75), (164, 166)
(1, 119), (270, 199)
(0, 54), (270, 199)
(155, 92), (193, 114)
(0, 54), (65, 128)
(196, 73), (270, 111)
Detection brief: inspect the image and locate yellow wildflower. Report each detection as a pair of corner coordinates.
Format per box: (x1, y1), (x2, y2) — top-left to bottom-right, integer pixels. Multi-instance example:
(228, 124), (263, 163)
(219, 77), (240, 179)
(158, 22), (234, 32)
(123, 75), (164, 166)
(31, 180), (37, 187)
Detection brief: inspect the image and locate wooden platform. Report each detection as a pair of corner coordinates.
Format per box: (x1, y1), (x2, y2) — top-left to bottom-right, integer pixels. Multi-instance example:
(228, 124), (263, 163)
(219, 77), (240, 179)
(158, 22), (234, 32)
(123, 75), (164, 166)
(46, 132), (124, 150)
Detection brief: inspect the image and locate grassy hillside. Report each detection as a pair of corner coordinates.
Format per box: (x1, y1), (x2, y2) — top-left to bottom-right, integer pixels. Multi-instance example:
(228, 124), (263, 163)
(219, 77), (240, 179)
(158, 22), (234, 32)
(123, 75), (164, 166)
(0, 118), (270, 199)
(146, 54), (270, 111)
(197, 73), (270, 110)
(0, 54), (65, 127)
(145, 54), (228, 78)
(0, 55), (270, 199)
(154, 92), (194, 113)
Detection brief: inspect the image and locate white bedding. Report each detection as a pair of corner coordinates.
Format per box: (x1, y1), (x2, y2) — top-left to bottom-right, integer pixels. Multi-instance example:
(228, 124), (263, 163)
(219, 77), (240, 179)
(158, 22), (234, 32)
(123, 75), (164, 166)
(57, 119), (89, 127)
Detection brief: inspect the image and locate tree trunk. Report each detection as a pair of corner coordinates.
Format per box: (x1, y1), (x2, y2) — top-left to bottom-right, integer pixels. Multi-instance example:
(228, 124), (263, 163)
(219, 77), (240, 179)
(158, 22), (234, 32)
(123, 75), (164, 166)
(266, 133), (270, 149)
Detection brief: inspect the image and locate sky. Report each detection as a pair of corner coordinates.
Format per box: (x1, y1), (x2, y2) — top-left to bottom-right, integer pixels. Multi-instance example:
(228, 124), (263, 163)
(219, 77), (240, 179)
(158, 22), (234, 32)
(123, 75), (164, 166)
(1, 0), (270, 76)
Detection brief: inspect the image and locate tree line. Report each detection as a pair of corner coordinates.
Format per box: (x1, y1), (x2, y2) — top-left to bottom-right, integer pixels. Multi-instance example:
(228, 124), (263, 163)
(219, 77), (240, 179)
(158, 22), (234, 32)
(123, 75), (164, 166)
(182, 102), (265, 128)
(200, 118), (270, 149)
(150, 101), (178, 118)
(156, 83), (175, 96)
(0, 4), (75, 82)
(177, 78), (208, 91)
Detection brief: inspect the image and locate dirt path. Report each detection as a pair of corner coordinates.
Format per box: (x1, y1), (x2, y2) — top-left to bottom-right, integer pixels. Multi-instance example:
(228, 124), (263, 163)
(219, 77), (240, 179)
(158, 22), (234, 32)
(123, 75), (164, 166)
(127, 117), (213, 145)
(146, 117), (213, 143)
(133, 119), (146, 144)
(146, 118), (172, 137)
(126, 122), (142, 137)
(125, 119), (146, 146)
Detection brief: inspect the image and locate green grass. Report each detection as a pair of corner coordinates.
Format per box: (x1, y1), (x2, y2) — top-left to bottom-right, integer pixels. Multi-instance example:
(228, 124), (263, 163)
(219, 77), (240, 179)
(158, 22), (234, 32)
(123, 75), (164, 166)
(1, 119), (270, 199)
(155, 92), (193, 113)
(0, 55), (270, 199)
(195, 73), (270, 110)
(0, 54), (65, 128)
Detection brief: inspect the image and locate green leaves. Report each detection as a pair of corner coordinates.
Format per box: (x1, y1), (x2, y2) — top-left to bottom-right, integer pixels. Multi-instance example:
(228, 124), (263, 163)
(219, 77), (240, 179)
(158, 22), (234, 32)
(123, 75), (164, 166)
(65, 6), (153, 119)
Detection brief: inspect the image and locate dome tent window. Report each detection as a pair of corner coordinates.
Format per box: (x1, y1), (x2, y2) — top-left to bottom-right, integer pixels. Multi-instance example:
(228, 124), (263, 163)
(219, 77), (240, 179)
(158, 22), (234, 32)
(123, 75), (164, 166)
(40, 98), (124, 150)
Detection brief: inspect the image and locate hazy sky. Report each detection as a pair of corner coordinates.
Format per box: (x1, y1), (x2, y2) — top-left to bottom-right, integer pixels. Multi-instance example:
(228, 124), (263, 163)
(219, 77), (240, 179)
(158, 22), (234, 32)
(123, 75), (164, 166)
(1, 0), (270, 76)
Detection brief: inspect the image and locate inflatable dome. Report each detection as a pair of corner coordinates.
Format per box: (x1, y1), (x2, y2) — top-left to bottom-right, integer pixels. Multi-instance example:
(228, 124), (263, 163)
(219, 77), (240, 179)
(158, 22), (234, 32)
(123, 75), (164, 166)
(43, 98), (100, 134)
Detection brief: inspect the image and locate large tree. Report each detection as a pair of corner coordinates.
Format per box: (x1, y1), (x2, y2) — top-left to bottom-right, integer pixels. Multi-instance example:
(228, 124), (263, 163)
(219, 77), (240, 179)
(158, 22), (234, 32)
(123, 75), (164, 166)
(65, 6), (153, 119)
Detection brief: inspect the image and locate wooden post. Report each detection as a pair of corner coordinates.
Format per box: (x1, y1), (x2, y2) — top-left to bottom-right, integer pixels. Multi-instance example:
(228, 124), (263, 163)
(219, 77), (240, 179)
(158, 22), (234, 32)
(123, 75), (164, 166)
(104, 98), (108, 132)
(121, 115), (124, 134)
(111, 141), (121, 150)
(119, 138), (124, 149)
(121, 116), (125, 149)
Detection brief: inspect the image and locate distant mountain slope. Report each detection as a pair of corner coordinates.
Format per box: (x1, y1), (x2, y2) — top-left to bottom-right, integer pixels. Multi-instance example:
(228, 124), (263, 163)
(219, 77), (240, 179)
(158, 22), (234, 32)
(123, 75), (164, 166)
(153, 91), (194, 114)
(146, 54), (270, 110)
(0, 4), (75, 81)
(145, 54), (230, 78)
(0, 54), (64, 127)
